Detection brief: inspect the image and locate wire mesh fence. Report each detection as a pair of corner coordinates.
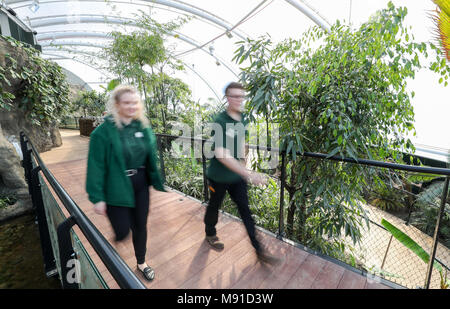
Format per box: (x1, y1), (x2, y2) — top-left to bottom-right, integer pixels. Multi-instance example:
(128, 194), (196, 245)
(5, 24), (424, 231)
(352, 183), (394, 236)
(157, 134), (450, 289)
(351, 167), (450, 289)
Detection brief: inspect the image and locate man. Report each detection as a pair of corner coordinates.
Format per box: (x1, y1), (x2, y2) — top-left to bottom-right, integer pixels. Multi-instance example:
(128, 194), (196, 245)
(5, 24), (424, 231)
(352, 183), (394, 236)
(204, 82), (279, 264)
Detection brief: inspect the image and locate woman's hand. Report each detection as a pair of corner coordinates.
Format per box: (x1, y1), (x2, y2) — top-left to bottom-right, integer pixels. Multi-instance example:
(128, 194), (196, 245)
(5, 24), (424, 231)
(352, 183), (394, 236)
(93, 201), (107, 216)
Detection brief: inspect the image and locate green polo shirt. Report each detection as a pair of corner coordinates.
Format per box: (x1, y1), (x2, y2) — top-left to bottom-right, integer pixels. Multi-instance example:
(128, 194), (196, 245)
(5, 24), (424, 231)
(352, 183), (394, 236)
(206, 110), (249, 183)
(119, 120), (148, 169)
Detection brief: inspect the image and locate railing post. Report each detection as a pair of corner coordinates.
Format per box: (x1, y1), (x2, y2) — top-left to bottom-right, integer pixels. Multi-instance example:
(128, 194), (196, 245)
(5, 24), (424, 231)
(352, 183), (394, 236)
(30, 166), (57, 277)
(201, 139), (209, 203)
(381, 235), (393, 270)
(157, 135), (166, 181)
(424, 176), (449, 289)
(57, 216), (79, 289)
(277, 151), (286, 239)
(19, 133), (33, 192)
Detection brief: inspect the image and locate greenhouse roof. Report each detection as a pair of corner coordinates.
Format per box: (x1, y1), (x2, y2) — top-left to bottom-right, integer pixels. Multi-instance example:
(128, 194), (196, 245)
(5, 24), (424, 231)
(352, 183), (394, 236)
(2, 0), (449, 150)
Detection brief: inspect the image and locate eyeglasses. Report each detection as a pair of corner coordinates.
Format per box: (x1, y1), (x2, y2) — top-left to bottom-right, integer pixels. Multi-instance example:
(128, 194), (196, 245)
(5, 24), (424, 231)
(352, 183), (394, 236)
(226, 95), (246, 99)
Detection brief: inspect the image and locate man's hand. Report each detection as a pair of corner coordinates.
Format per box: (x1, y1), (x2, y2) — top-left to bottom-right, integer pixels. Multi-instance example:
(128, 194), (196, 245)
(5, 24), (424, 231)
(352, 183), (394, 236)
(247, 172), (268, 186)
(93, 201), (107, 216)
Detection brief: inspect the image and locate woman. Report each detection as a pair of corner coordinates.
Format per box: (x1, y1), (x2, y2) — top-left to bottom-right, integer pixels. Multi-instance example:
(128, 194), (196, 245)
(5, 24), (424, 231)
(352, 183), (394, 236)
(86, 85), (165, 281)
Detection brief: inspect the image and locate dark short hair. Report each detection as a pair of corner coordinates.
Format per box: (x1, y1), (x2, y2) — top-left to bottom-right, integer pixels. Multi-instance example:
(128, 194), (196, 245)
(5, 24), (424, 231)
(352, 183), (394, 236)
(224, 82), (244, 96)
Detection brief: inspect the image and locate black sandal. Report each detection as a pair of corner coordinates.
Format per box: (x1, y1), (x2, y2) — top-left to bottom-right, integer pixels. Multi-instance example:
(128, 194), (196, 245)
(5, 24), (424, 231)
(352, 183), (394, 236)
(138, 266), (155, 281)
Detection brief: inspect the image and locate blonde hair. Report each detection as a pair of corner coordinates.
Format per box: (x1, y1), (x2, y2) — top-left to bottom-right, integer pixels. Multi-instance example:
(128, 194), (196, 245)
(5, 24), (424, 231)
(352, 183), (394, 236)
(106, 84), (149, 129)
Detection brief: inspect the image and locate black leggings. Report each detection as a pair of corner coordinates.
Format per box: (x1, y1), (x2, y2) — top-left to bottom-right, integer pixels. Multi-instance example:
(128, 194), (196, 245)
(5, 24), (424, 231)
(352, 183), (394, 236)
(204, 178), (261, 252)
(107, 168), (149, 265)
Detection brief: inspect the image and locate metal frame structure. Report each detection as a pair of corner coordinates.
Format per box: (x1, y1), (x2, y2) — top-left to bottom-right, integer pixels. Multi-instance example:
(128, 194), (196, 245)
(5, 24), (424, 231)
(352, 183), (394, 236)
(6, 0), (250, 38)
(5, 0), (331, 90)
(30, 17), (239, 76)
(42, 45), (223, 101)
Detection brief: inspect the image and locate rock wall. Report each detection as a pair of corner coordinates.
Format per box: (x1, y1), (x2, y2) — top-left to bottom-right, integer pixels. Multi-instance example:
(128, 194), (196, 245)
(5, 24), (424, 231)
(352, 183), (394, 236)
(0, 37), (62, 153)
(0, 123), (31, 222)
(0, 36), (63, 222)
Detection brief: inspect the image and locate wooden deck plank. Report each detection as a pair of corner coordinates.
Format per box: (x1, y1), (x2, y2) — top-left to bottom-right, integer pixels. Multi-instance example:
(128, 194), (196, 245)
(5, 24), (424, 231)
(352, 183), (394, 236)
(283, 254), (327, 289)
(311, 260), (346, 289)
(38, 132), (395, 289)
(337, 270), (368, 289)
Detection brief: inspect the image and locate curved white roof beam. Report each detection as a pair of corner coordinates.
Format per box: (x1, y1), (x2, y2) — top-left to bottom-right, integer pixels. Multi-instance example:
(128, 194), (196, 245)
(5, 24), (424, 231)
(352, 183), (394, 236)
(29, 15), (239, 77)
(284, 0), (331, 32)
(40, 40), (106, 49)
(42, 44), (223, 101)
(7, 0), (249, 39)
(36, 31), (113, 41)
(42, 52), (112, 78)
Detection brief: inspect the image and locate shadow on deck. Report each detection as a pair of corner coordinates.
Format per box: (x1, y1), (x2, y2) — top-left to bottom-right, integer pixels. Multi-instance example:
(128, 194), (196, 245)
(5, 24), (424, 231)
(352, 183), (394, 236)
(40, 130), (399, 289)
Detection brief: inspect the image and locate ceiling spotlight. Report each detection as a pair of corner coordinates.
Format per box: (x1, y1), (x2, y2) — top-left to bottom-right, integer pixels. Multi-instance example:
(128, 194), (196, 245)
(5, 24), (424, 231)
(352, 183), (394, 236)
(28, 0), (39, 13)
(208, 45), (215, 55)
(226, 31), (233, 39)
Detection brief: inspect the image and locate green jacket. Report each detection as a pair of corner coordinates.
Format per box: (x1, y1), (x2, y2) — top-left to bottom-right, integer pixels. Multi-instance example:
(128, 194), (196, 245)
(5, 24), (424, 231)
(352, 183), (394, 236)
(86, 116), (166, 208)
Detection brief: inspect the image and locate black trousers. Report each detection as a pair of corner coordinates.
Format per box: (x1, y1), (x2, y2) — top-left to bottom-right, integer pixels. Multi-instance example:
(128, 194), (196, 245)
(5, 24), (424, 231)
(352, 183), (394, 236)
(107, 168), (149, 265)
(204, 178), (261, 252)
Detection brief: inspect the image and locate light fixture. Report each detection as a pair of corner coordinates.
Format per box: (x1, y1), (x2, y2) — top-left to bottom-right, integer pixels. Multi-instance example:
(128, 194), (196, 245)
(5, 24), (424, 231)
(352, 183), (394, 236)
(226, 31), (233, 39)
(28, 0), (39, 13)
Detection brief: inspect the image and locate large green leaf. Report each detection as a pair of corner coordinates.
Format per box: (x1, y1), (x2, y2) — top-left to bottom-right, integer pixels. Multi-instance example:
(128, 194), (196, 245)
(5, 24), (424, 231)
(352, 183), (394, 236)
(381, 218), (442, 272)
(106, 79), (120, 91)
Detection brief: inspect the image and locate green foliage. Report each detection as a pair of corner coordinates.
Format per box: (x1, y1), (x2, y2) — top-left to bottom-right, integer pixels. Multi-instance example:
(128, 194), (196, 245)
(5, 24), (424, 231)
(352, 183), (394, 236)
(0, 35), (71, 126)
(0, 195), (17, 210)
(382, 218), (440, 269)
(146, 72), (193, 132)
(71, 90), (107, 117)
(381, 218), (449, 288)
(101, 12), (193, 133)
(164, 149), (204, 200)
(365, 176), (407, 211)
(247, 177), (280, 232)
(232, 3), (450, 255)
(105, 79), (120, 92)
(410, 181), (450, 247)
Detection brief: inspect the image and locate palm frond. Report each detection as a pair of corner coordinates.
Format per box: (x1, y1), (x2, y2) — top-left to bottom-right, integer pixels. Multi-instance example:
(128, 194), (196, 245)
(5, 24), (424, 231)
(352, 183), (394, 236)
(432, 0), (450, 61)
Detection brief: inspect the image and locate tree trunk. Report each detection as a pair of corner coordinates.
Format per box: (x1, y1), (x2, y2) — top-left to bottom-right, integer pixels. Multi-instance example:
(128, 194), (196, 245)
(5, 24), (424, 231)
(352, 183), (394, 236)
(286, 188), (296, 238)
(297, 202), (307, 244)
(285, 160), (298, 238)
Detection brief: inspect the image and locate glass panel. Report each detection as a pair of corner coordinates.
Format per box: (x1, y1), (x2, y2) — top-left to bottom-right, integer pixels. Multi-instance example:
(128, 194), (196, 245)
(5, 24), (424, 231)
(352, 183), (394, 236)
(37, 160), (108, 289)
(71, 231), (108, 289)
(39, 171), (65, 286)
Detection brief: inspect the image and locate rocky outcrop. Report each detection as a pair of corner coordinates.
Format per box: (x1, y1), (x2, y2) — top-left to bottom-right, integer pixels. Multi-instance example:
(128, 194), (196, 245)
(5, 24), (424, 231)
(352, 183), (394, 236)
(0, 37), (63, 153)
(0, 36), (64, 222)
(0, 124), (32, 222)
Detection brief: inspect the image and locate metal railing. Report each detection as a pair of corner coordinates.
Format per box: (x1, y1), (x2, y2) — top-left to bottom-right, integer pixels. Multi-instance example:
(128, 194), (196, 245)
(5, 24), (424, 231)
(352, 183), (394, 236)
(19, 132), (146, 289)
(155, 133), (450, 289)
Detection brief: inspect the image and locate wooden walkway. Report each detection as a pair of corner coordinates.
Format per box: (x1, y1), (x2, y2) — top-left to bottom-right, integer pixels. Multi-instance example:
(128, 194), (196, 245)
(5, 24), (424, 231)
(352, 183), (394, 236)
(40, 130), (397, 289)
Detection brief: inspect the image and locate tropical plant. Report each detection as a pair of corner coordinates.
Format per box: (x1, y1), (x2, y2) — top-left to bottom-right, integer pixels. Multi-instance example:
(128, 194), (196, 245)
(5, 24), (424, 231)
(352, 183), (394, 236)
(431, 0), (450, 62)
(233, 2), (450, 256)
(71, 90), (107, 117)
(410, 180), (450, 247)
(381, 218), (449, 288)
(101, 12), (192, 133)
(367, 184), (407, 211)
(164, 143), (204, 200)
(0, 35), (71, 126)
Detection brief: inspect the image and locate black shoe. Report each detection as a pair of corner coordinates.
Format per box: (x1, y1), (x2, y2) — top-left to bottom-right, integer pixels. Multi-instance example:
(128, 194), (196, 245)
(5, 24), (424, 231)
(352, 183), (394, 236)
(205, 235), (224, 250)
(137, 266), (155, 281)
